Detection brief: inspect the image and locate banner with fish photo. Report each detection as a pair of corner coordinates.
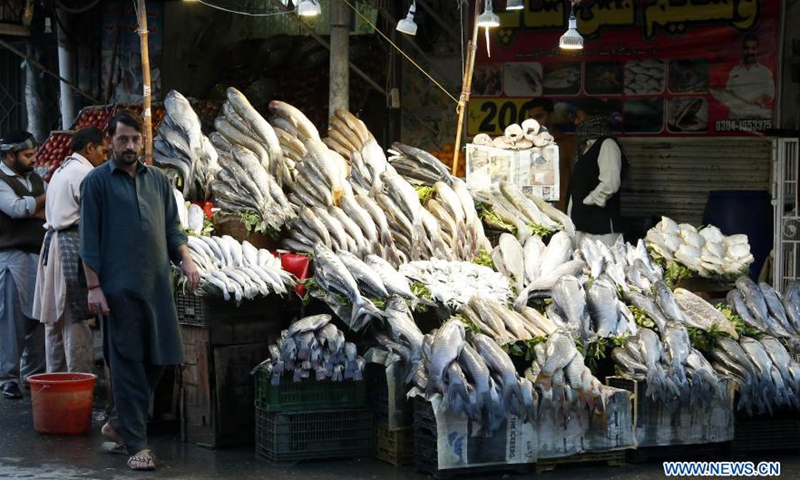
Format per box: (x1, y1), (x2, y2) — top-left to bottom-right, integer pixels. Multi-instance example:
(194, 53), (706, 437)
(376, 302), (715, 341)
(468, 0), (781, 137)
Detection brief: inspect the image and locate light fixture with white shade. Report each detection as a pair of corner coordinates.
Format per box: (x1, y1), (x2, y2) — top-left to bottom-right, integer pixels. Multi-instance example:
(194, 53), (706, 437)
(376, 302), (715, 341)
(476, 0), (500, 28)
(297, 0), (322, 17)
(559, 8), (583, 50)
(506, 0), (524, 10)
(396, 1), (418, 36)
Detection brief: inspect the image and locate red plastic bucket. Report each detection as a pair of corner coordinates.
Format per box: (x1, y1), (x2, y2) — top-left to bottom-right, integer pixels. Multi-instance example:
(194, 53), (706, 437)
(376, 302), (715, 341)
(28, 373), (97, 435)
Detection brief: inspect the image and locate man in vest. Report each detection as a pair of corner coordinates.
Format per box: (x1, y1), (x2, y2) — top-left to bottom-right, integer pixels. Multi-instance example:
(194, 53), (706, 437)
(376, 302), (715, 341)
(567, 99), (628, 247)
(0, 131), (46, 399)
(33, 128), (108, 374)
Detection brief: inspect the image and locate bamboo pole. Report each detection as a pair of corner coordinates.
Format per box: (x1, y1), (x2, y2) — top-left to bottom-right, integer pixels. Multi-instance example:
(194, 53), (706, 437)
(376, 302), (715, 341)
(136, 0), (153, 166)
(451, 3), (481, 176)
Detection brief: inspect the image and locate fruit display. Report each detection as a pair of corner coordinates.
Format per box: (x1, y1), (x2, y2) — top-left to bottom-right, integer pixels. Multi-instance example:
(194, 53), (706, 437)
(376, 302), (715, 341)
(36, 132), (73, 182)
(70, 106), (114, 131)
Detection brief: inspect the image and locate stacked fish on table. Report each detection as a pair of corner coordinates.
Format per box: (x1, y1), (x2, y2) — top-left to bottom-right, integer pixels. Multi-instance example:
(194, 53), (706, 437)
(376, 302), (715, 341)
(253, 314), (365, 385)
(612, 325), (724, 405)
(728, 277), (800, 340)
(646, 216), (753, 277)
(711, 335), (800, 415)
(474, 182), (575, 244)
(154, 90), (219, 199)
(507, 232), (582, 305)
(527, 331), (617, 419)
(310, 243), (433, 330)
(424, 179), (492, 261)
(387, 142), (454, 187)
(399, 259), (511, 311)
(410, 321), (536, 435)
(208, 88), (296, 231)
(458, 297), (557, 343)
(184, 235), (295, 302)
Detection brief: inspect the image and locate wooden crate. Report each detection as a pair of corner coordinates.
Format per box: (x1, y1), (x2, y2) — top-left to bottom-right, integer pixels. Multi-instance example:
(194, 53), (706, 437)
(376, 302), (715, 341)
(535, 450), (626, 473)
(179, 322), (281, 448)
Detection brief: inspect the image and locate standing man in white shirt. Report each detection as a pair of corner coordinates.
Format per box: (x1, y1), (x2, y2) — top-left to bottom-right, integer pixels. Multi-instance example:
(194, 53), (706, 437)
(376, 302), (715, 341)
(567, 98), (628, 247)
(0, 131), (46, 399)
(725, 33), (775, 119)
(33, 128), (108, 374)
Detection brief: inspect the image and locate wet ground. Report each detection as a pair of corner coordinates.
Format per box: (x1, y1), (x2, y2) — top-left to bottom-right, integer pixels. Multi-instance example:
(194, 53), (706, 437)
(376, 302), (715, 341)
(1, 391), (799, 480)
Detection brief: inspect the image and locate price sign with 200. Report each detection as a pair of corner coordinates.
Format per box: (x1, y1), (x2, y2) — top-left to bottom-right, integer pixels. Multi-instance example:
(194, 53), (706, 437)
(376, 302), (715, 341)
(468, 99), (537, 136)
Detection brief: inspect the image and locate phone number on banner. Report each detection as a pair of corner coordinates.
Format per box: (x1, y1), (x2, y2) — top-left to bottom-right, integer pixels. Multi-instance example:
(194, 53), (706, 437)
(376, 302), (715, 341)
(468, 98), (539, 137)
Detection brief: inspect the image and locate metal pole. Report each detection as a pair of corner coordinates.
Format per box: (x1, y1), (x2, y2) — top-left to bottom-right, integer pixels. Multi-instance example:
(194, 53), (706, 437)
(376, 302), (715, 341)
(56, 8), (75, 129)
(329, 0), (349, 117)
(136, 0), (153, 166)
(451, 3), (480, 176)
(264, 0), (386, 95)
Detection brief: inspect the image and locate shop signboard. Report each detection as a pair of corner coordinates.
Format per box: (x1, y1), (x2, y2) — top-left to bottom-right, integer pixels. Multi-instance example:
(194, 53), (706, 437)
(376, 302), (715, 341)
(468, 0), (781, 137)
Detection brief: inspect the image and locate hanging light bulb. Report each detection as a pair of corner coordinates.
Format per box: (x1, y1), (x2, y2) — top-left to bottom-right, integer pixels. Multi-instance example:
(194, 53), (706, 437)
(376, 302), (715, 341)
(396, 1), (418, 36)
(506, 0), (524, 10)
(559, 7), (583, 50)
(297, 0), (322, 17)
(476, 0), (500, 28)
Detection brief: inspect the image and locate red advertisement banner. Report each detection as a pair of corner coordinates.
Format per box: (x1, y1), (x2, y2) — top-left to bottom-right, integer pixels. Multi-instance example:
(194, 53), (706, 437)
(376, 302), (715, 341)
(468, 0), (781, 137)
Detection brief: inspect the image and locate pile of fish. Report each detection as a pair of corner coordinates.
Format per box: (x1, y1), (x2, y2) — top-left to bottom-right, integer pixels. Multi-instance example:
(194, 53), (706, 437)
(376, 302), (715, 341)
(321, 109), (394, 196)
(711, 335), (800, 415)
(475, 182), (575, 244)
(527, 331), (617, 419)
(424, 179), (492, 261)
(504, 232), (582, 304)
(727, 277), (800, 340)
(387, 142), (454, 187)
(399, 259), (511, 311)
(271, 101), (350, 208)
(184, 235), (295, 301)
(646, 217), (753, 277)
(576, 236), (663, 293)
(212, 88), (287, 186)
(369, 296), (425, 379)
(208, 89), (296, 231)
(612, 325), (724, 405)
(174, 189), (207, 236)
(154, 90), (219, 199)
(472, 119), (556, 150)
(310, 243), (433, 330)
(410, 321), (536, 435)
(457, 297), (557, 343)
(253, 314), (365, 385)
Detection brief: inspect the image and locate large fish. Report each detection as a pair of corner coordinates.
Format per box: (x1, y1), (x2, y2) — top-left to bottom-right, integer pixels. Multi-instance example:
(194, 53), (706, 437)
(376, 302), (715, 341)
(587, 275), (620, 337)
(425, 321), (466, 397)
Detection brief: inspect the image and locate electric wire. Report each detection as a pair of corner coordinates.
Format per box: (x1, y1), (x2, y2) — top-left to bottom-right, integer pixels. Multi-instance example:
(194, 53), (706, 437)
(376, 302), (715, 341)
(340, 0), (459, 105)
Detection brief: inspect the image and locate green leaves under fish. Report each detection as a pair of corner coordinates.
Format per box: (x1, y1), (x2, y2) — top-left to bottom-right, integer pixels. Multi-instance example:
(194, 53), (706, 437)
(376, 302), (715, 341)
(472, 249), (494, 269)
(501, 337), (548, 362)
(718, 304), (762, 338)
(414, 185), (434, 206)
(686, 324), (728, 356)
(411, 282), (433, 313)
(629, 304), (657, 331)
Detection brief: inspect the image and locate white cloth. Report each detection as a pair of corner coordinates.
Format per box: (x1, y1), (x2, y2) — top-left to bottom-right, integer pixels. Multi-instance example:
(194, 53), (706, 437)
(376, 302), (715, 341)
(726, 63), (774, 105)
(33, 155), (94, 327)
(32, 234), (64, 326)
(43, 154), (93, 230)
(45, 310), (94, 374)
(0, 162), (38, 218)
(0, 250), (39, 319)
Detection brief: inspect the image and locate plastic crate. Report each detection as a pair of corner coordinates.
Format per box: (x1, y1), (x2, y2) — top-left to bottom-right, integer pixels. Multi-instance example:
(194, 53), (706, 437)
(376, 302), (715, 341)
(375, 422), (414, 466)
(175, 292), (275, 326)
(365, 363), (413, 429)
(255, 407), (373, 464)
(731, 417), (800, 454)
(254, 372), (366, 412)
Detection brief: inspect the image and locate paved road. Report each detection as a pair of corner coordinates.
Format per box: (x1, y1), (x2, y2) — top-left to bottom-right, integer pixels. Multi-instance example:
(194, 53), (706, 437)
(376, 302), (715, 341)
(0, 395), (797, 479)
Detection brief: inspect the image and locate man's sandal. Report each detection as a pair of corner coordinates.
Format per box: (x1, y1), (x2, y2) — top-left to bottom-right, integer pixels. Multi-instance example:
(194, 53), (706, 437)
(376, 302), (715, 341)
(127, 453), (155, 471)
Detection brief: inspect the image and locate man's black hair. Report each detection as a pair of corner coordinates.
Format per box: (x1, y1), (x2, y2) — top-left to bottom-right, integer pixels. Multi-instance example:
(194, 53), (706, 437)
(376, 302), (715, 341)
(72, 127), (105, 153)
(743, 33), (759, 46)
(107, 111), (142, 137)
(529, 98), (554, 113)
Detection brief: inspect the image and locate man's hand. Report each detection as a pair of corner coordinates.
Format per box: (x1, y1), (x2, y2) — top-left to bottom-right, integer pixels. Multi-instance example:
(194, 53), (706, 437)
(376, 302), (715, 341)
(88, 288), (110, 316)
(181, 258), (201, 292)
